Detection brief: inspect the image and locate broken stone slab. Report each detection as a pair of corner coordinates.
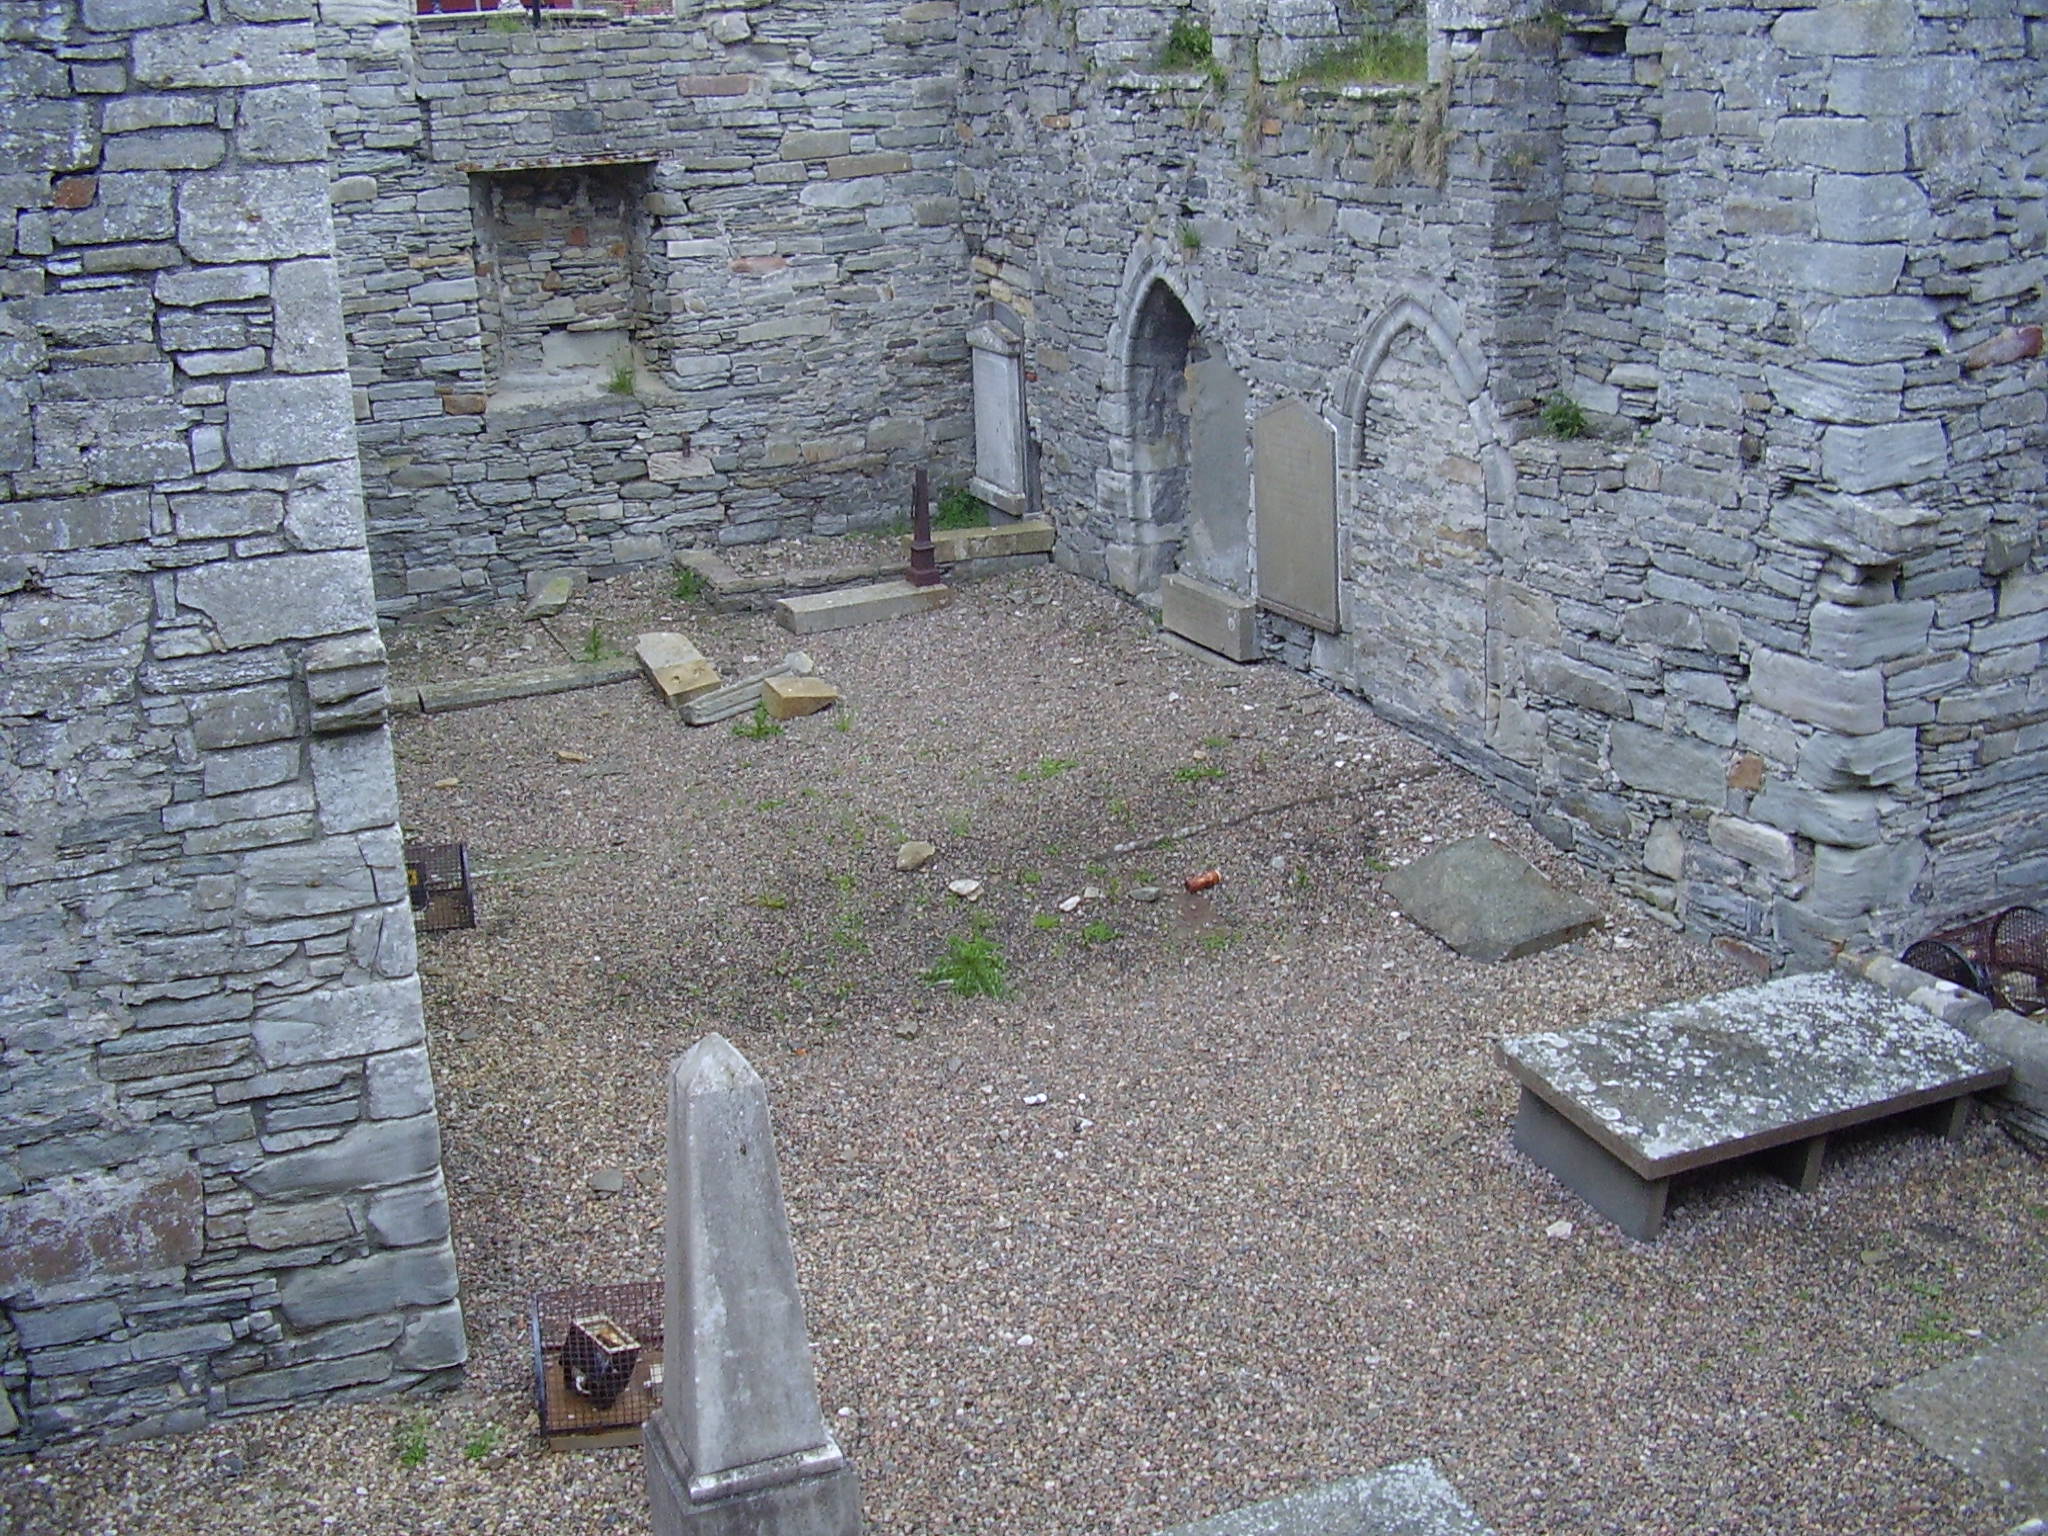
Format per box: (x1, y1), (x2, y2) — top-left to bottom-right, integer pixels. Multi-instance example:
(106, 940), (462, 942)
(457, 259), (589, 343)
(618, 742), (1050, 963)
(1153, 1461), (1494, 1536)
(401, 660), (640, 716)
(645, 1034), (858, 1536)
(682, 652), (815, 726)
(774, 579), (951, 635)
(763, 676), (839, 720)
(523, 573), (576, 620)
(1877, 1319), (2048, 1509)
(635, 632), (723, 710)
(1382, 835), (1601, 962)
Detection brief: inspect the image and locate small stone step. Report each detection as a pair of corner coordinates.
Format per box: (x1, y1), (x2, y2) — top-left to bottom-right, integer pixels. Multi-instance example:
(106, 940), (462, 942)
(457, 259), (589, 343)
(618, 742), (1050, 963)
(902, 520), (1056, 564)
(774, 579), (952, 635)
(1161, 572), (1259, 663)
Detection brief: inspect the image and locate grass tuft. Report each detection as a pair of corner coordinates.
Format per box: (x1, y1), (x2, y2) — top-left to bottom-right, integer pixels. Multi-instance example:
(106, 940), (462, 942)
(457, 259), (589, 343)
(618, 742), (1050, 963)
(922, 930), (1009, 998)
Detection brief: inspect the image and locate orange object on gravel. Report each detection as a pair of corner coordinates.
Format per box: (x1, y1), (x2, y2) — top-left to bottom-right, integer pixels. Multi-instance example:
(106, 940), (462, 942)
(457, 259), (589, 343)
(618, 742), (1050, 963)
(1184, 869), (1221, 893)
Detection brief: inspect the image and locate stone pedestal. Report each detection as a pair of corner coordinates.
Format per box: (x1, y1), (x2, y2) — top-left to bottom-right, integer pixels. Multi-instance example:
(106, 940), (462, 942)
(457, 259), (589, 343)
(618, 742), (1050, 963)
(647, 1413), (860, 1536)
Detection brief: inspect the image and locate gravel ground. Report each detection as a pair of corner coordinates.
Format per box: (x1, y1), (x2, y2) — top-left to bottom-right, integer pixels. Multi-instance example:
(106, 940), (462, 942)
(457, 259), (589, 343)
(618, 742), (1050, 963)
(9, 561), (2048, 1536)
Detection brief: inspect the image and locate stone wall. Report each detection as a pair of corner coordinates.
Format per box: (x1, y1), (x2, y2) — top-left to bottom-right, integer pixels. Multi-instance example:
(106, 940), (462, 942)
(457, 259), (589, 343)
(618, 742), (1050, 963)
(957, 0), (2047, 965)
(318, 0), (976, 616)
(0, 0), (462, 1447)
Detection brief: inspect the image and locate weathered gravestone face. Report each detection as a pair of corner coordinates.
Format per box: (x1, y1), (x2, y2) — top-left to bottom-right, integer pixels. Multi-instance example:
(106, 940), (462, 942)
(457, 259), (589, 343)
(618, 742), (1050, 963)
(1253, 399), (1339, 634)
(645, 1033), (860, 1536)
(969, 319), (1028, 516)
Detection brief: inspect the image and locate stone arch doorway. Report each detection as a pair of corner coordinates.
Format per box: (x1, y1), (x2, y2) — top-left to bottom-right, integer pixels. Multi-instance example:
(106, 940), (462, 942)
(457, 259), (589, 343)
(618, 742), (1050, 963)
(1338, 299), (1509, 743)
(1118, 278), (1251, 603)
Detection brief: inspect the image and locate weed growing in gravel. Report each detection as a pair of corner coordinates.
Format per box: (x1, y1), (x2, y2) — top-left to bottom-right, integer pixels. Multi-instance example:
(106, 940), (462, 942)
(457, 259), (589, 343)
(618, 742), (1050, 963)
(393, 1410), (430, 1469)
(1018, 868), (1043, 887)
(1173, 762), (1225, 783)
(1198, 930), (1238, 955)
(923, 929), (1009, 998)
(833, 709), (853, 733)
(1108, 796), (1133, 824)
(579, 624), (618, 664)
(733, 703), (783, 740)
(1018, 756), (1078, 782)
(1079, 919), (1117, 945)
(462, 1425), (501, 1461)
(671, 564), (707, 603)
(946, 811), (972, 837)
(1031, 912), (1060, 931)
(751, 892), (790, 911)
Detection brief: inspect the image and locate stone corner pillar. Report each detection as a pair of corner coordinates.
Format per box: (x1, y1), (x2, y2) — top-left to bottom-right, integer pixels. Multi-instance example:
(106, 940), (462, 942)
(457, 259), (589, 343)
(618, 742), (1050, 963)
(646, 1033), (859, 1536)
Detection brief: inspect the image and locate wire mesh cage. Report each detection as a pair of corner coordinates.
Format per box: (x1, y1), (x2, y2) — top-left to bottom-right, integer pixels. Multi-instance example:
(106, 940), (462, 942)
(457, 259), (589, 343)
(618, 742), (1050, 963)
(530, 1280), (663, 1447)
(1901, 905), (2047, 1017)
(1988, 905), (2048, 1016)
(405, 841), (476, 933)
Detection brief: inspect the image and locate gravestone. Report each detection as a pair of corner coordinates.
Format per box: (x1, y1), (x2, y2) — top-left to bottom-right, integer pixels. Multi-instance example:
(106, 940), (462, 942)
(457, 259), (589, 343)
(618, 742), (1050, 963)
(1382, 836), (1601, 961)
(1878, 1320), (2048, 1509)
(968, 316), (1029, 516)
(1253, 399), (1339, 633)
(1499, 972), (2012, 1239)
(1155, 1461), (1494, 1536)
(645, 1035), (860, 1536)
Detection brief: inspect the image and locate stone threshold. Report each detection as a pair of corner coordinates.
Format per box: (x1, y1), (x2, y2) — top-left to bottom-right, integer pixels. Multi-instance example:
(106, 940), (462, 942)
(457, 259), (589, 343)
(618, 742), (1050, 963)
(676, 521), (1054, 613)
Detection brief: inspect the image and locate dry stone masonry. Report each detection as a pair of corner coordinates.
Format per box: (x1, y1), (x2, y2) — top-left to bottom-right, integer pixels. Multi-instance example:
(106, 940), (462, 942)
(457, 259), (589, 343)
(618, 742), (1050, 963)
(2, 0), (462, 1448)
(2, 0), (2044, 1445)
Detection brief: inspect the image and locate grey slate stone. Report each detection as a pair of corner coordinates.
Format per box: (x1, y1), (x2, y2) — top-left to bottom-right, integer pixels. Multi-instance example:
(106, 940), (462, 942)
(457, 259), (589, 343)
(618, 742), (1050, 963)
(1382, 836), (1602, 963)
(1610, 722), (1726, 803)
(179, 548), (374, 648)
(244, 1114), (444, 1201)
(272, 260), (349, 373)
(367, 1177), (451, 1249)
(396, 1301), (468, 1371)
(225, 373), (355, 470)
(177, 167), (334, 262)
(1878, 1321), (2048, 1507)
(1154, 1462), (1495, 1536)
(1749, 649), (1887, 735)
(253, 976), (424, 1065)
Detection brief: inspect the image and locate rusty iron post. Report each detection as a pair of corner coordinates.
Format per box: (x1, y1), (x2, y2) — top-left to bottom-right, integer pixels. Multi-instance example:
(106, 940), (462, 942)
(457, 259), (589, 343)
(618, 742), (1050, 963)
(906, 466), (941, 588)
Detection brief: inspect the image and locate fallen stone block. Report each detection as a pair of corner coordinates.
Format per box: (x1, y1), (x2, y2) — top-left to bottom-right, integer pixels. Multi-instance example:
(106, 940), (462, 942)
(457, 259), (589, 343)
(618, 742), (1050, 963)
(1161, 572), (1259, 663)
(524, 573), (576, 620)
(774, 578), (951, 635)
(634, 632), (722, 709)
(1383, 835), (1601, 961)
(762, 675), (840, 720)
(682, 652), (815, 726)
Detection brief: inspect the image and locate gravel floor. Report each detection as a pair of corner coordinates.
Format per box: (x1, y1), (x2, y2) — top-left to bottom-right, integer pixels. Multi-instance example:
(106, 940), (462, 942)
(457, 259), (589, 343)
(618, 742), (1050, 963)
(8, 562), (2048, 1536)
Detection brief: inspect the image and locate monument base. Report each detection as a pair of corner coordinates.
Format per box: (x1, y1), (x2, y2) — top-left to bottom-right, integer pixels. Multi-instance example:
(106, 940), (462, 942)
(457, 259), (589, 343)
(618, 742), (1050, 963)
(646, 1413), (862, 1536)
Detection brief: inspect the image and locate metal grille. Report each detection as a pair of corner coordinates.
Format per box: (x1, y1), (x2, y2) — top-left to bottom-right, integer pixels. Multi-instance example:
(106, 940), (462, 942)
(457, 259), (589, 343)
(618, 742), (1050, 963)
(1902, 905), (2047, 1017)
(1989, 905), (2048, 1017)
(405, 842), (476, 933)
(530, 1281), (663, 1446)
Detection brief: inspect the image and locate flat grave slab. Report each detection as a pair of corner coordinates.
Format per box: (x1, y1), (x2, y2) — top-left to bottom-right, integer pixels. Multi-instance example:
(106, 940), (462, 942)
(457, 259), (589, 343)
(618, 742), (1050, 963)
(774, 578), (952, 635)
(1498, 971), (2011, 1239)
(1878, 1318), (2048, 1512)
(1383, 835), (1601, 962)
(1154, 1461), (1494, 1536)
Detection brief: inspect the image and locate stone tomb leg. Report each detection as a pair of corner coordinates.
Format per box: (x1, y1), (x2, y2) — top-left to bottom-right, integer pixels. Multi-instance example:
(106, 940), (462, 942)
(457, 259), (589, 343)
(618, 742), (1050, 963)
(1511, 1089), (1671, 1241)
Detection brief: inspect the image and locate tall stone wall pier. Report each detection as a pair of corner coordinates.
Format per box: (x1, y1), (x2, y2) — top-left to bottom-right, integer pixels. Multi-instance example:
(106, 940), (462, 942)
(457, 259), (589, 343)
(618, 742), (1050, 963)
(318, 0), (976, 617)
(0, 0), (463, 1445)
(958, 0), (2047, 967)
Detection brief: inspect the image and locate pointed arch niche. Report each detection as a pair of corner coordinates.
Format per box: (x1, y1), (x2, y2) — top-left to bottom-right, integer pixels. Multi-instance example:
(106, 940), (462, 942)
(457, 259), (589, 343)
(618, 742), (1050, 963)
(1338, 298), (1510, 740)
(1112, 276), (1250, 604)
